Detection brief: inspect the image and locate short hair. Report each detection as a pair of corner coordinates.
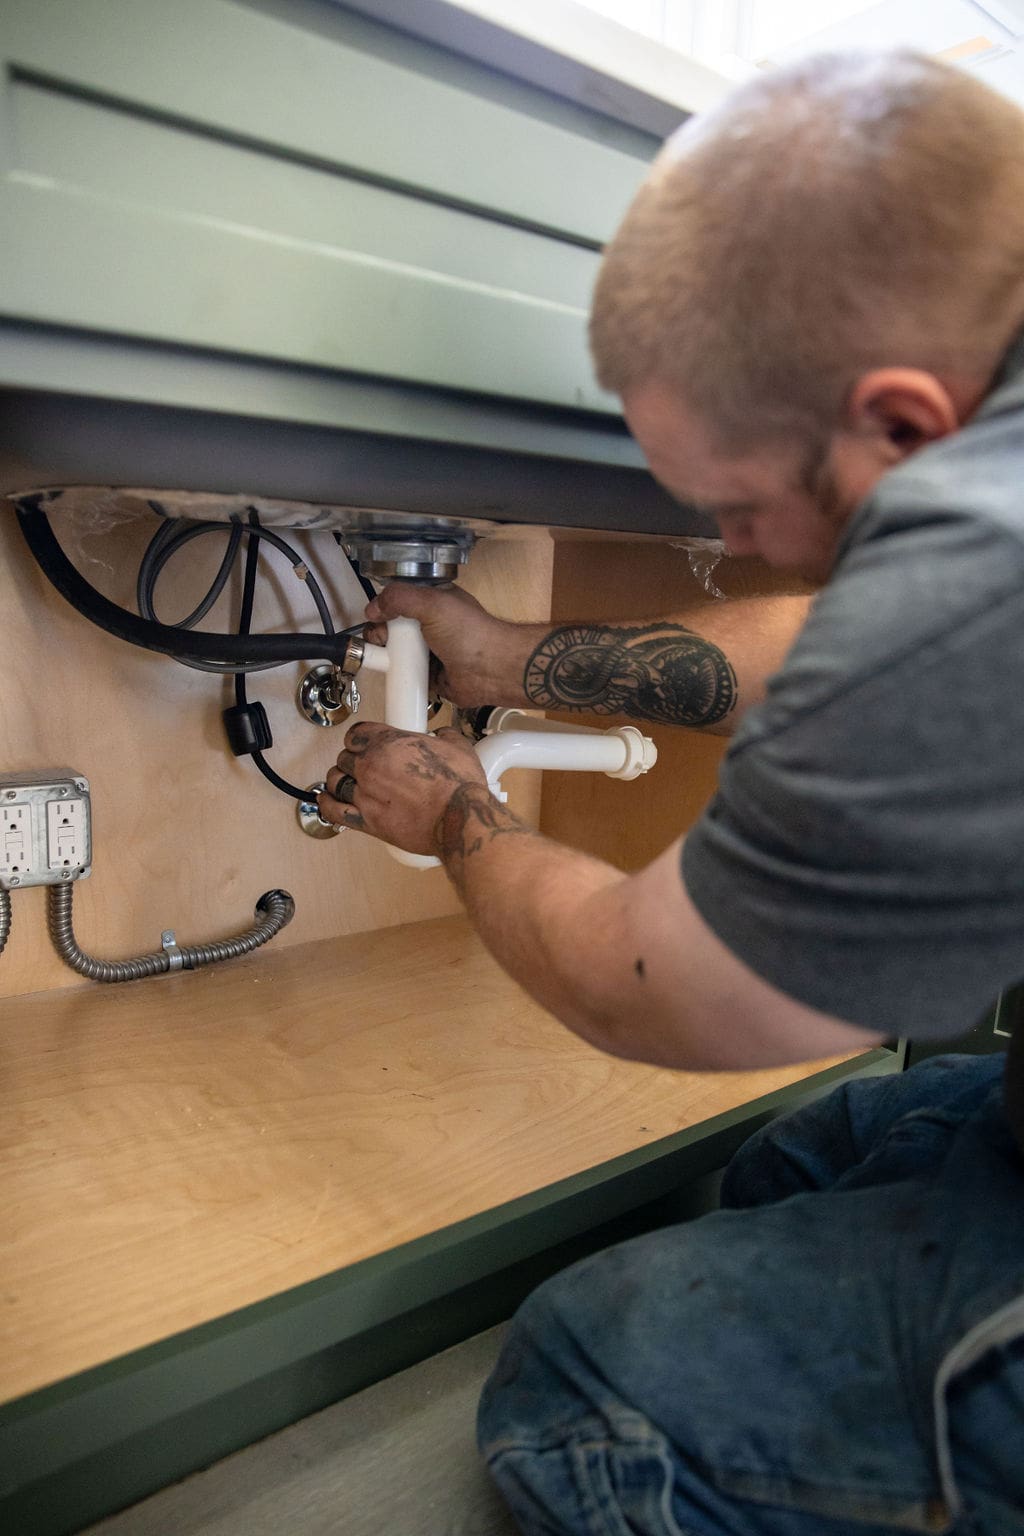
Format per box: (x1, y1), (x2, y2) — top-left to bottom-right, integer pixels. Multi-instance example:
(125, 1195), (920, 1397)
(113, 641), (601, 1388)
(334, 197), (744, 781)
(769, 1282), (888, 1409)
(590, 50), (1024, 451)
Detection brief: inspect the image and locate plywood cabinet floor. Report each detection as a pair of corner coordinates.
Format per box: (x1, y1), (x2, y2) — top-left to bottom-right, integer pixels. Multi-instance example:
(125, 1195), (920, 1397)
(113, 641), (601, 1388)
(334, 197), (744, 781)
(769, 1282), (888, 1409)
(1, 913), (855, 1404)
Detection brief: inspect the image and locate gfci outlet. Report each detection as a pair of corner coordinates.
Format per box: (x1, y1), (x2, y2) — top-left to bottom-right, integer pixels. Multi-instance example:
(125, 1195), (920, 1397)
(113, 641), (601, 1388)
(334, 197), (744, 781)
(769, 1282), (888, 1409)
(0, 770), (92, 891)
(1, 803), (32, 881)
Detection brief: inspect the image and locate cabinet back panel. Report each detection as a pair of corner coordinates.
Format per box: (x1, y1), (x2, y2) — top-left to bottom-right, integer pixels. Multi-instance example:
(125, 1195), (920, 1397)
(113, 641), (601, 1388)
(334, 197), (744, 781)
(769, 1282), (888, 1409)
(0, 507), (552, 999)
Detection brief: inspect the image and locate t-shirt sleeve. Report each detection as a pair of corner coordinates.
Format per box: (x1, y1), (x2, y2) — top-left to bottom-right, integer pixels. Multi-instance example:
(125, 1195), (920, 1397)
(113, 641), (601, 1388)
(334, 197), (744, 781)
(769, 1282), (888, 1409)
(682, 509), (1024, 1039)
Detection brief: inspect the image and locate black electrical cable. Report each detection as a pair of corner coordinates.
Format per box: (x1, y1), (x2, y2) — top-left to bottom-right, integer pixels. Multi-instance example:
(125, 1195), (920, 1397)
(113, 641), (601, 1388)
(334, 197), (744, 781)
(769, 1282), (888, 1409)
(234, 518), (315, 804)
(137, 509), (346, 802)
(137, 519), (244, 631)
(333, 530), (378, 604)
(137, 517), (340, 673)
(15, 502), (364, 671)
(15, 500), (365, 807)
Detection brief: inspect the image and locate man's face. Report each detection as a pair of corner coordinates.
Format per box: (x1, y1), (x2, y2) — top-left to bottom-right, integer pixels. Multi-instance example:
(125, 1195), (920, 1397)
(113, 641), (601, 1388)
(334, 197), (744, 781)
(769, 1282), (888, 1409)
(623, 380), (879, 584)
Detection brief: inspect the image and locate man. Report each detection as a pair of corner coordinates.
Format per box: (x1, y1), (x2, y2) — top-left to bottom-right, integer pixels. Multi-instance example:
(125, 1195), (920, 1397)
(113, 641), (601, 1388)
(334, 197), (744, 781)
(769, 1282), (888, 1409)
(318, 50), (1023, 1534)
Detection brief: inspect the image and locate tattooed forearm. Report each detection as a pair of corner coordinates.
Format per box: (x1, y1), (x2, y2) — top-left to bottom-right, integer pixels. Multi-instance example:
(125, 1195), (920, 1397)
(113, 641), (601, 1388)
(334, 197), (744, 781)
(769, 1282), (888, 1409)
(523, 624), (737, 728)
(435, 784), (533, 895)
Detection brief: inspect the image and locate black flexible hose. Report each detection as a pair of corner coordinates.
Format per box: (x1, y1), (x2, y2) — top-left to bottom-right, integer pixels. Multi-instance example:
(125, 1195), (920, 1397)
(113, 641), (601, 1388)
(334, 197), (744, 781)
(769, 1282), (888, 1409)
(137, 519), (245, 629)
(139, 518), (336, 636)
(15, 503), (356, 671)
(135, 516), (339, 674)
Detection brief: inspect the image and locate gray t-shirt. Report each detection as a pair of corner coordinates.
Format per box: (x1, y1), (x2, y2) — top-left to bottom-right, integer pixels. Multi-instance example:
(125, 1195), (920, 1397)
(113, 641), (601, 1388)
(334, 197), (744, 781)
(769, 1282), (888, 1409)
(683, 337), (1024, 1142)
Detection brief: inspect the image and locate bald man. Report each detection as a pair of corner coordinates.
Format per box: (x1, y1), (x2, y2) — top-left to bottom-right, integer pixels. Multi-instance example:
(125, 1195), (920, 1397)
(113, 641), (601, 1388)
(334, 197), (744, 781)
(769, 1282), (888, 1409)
(320, 51), (1024, 1534)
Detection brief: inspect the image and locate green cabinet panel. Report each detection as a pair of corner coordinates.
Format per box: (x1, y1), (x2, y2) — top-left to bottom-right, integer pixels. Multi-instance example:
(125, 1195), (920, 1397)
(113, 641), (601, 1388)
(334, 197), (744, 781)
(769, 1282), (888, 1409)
(0, 0), (658, 414)
(0, 0), (694, 529)
(4, 0), (652, 245)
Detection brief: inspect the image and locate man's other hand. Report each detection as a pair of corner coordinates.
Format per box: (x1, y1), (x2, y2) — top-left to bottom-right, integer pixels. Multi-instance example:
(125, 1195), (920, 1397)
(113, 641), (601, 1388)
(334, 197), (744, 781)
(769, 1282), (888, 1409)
(318, 722), (491, 854)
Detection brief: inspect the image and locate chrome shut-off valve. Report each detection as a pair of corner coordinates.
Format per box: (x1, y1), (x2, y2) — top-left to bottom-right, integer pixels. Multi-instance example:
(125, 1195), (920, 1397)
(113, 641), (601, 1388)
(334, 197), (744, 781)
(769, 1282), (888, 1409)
(297, 664), (360, 727)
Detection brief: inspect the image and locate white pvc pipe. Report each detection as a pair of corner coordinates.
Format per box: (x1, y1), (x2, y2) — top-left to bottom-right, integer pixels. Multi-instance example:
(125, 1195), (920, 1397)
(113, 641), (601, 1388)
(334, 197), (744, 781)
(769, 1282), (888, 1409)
(476, 725), (656, 795)
(382, 617), (430, 733)
(359, 619), (436, 868)
(477, 729), (628, 787)
(484, 707), (606, 738)
(357, 642), (389, 676)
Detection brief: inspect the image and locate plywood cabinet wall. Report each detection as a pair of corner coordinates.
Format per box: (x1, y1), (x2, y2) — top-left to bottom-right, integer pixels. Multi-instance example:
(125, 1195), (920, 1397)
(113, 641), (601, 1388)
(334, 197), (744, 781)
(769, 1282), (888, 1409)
(0, 507), (553, 1000)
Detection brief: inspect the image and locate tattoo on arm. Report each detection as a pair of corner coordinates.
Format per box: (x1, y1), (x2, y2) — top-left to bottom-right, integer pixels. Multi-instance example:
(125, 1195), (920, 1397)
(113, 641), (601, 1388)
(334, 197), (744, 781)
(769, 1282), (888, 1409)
(523, 624), (737, 728)
(435, 784), (532, 895)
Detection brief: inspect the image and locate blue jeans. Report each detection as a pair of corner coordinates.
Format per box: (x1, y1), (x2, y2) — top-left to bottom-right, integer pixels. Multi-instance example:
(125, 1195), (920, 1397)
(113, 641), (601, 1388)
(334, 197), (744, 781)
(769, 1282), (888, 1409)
(478, 1055), (1024, 1534)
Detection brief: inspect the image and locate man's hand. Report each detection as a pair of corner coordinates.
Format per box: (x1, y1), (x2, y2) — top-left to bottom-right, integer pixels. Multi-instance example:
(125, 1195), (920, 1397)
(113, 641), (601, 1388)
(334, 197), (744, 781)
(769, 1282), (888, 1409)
(317, 722), (493, 855)
(364, 584), (539, 708)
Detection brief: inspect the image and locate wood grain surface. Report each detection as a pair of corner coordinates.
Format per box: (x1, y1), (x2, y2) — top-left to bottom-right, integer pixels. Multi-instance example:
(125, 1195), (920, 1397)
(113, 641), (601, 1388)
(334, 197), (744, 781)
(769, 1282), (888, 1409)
(0, 913), (855, 1403)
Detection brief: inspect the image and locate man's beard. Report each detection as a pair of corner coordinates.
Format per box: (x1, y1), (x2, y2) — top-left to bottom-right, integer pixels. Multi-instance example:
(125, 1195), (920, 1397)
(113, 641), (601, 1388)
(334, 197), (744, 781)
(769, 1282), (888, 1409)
(795, 437), (849, 582)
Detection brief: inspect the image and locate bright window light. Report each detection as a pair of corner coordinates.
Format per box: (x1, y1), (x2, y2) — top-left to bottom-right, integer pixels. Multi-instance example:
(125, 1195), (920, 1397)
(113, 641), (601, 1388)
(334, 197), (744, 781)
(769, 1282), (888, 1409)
(565, 0), (1024, 104)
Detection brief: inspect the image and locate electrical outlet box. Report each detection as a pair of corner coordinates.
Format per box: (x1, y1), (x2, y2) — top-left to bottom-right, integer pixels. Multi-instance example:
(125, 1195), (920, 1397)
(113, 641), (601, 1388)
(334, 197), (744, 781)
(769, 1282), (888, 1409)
(0, 771), (92, 891)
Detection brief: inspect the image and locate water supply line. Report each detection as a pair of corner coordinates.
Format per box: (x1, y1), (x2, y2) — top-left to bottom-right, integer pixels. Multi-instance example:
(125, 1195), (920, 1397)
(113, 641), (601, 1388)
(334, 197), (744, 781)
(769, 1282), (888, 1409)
(47, 885), (295, 982)
(341, 617), (657, 869)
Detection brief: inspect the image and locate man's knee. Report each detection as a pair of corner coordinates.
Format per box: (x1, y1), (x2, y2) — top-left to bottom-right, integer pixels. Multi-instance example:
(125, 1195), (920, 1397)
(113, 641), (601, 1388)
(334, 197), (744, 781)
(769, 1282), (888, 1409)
(723, 1058), (1004, 1211)
(479, 1273), (695, 1536)
(719, 1104), (840, 1209)
(479, 1273), (594, 1458)
(478, 1223), (730, 1461)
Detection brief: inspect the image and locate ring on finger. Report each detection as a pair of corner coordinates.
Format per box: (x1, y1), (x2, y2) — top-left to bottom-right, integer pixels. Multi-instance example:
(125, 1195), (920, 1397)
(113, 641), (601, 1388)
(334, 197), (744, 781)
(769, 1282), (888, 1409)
(336, 773), (358, 806)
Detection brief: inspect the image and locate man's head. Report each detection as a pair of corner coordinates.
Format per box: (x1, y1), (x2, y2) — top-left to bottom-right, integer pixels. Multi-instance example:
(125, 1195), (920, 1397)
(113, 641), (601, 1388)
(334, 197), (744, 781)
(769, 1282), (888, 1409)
(591, 50), (1024, 581)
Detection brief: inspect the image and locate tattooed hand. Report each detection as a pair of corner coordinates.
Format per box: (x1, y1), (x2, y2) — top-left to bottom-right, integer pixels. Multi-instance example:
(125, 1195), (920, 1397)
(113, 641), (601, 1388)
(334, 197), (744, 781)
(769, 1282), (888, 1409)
(317, 722), (493, 856)
(363, 583), (535, 708)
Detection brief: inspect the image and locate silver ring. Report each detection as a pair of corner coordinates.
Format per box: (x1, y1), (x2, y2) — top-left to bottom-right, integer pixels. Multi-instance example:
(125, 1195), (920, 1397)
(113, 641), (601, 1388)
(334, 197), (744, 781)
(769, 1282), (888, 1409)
(336, 773), (358, 806)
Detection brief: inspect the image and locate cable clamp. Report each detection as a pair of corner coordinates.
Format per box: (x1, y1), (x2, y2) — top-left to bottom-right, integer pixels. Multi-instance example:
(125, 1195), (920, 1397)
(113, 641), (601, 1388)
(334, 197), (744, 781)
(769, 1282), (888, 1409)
(161, 929), (185, 971)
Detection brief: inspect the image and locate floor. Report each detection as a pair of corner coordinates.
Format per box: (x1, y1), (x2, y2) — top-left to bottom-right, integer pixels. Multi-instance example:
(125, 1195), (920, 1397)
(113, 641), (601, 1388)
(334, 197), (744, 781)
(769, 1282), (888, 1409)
(83, 1326), (520, 1536)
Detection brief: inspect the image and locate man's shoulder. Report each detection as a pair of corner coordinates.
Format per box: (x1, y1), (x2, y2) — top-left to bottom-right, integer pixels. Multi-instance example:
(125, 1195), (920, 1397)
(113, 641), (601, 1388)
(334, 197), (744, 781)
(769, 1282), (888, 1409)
(747, 427), (1024, 744)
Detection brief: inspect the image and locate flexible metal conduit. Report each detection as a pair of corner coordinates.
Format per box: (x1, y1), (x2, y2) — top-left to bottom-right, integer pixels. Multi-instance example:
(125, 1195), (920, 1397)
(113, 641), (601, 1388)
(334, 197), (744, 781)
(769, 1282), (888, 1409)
(0, 889), (11, 957)
(47, 885), (295, 983)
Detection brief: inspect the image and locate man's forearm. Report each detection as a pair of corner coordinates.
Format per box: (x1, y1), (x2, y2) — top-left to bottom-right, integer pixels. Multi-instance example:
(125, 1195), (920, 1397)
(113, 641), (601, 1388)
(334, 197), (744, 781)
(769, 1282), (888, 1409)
(501, 595), (811, 736)
(434, 784), (641, 1052)
(428, 781), (882, 1075)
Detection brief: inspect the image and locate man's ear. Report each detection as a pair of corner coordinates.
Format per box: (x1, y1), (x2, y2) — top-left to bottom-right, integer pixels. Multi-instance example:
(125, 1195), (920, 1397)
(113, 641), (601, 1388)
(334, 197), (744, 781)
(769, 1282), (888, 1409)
(845, 368), (961, 464)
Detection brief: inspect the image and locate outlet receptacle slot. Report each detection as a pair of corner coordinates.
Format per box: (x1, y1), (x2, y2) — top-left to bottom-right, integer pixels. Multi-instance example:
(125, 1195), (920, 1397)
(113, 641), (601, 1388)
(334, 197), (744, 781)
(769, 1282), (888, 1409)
(47, 798), (88, 872)
(0, 804), (33, 878)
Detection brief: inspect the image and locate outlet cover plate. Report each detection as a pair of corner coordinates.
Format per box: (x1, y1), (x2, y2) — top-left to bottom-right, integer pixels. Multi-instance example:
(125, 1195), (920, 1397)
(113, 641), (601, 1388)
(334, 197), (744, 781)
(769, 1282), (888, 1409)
(0, 770), (92, 890)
